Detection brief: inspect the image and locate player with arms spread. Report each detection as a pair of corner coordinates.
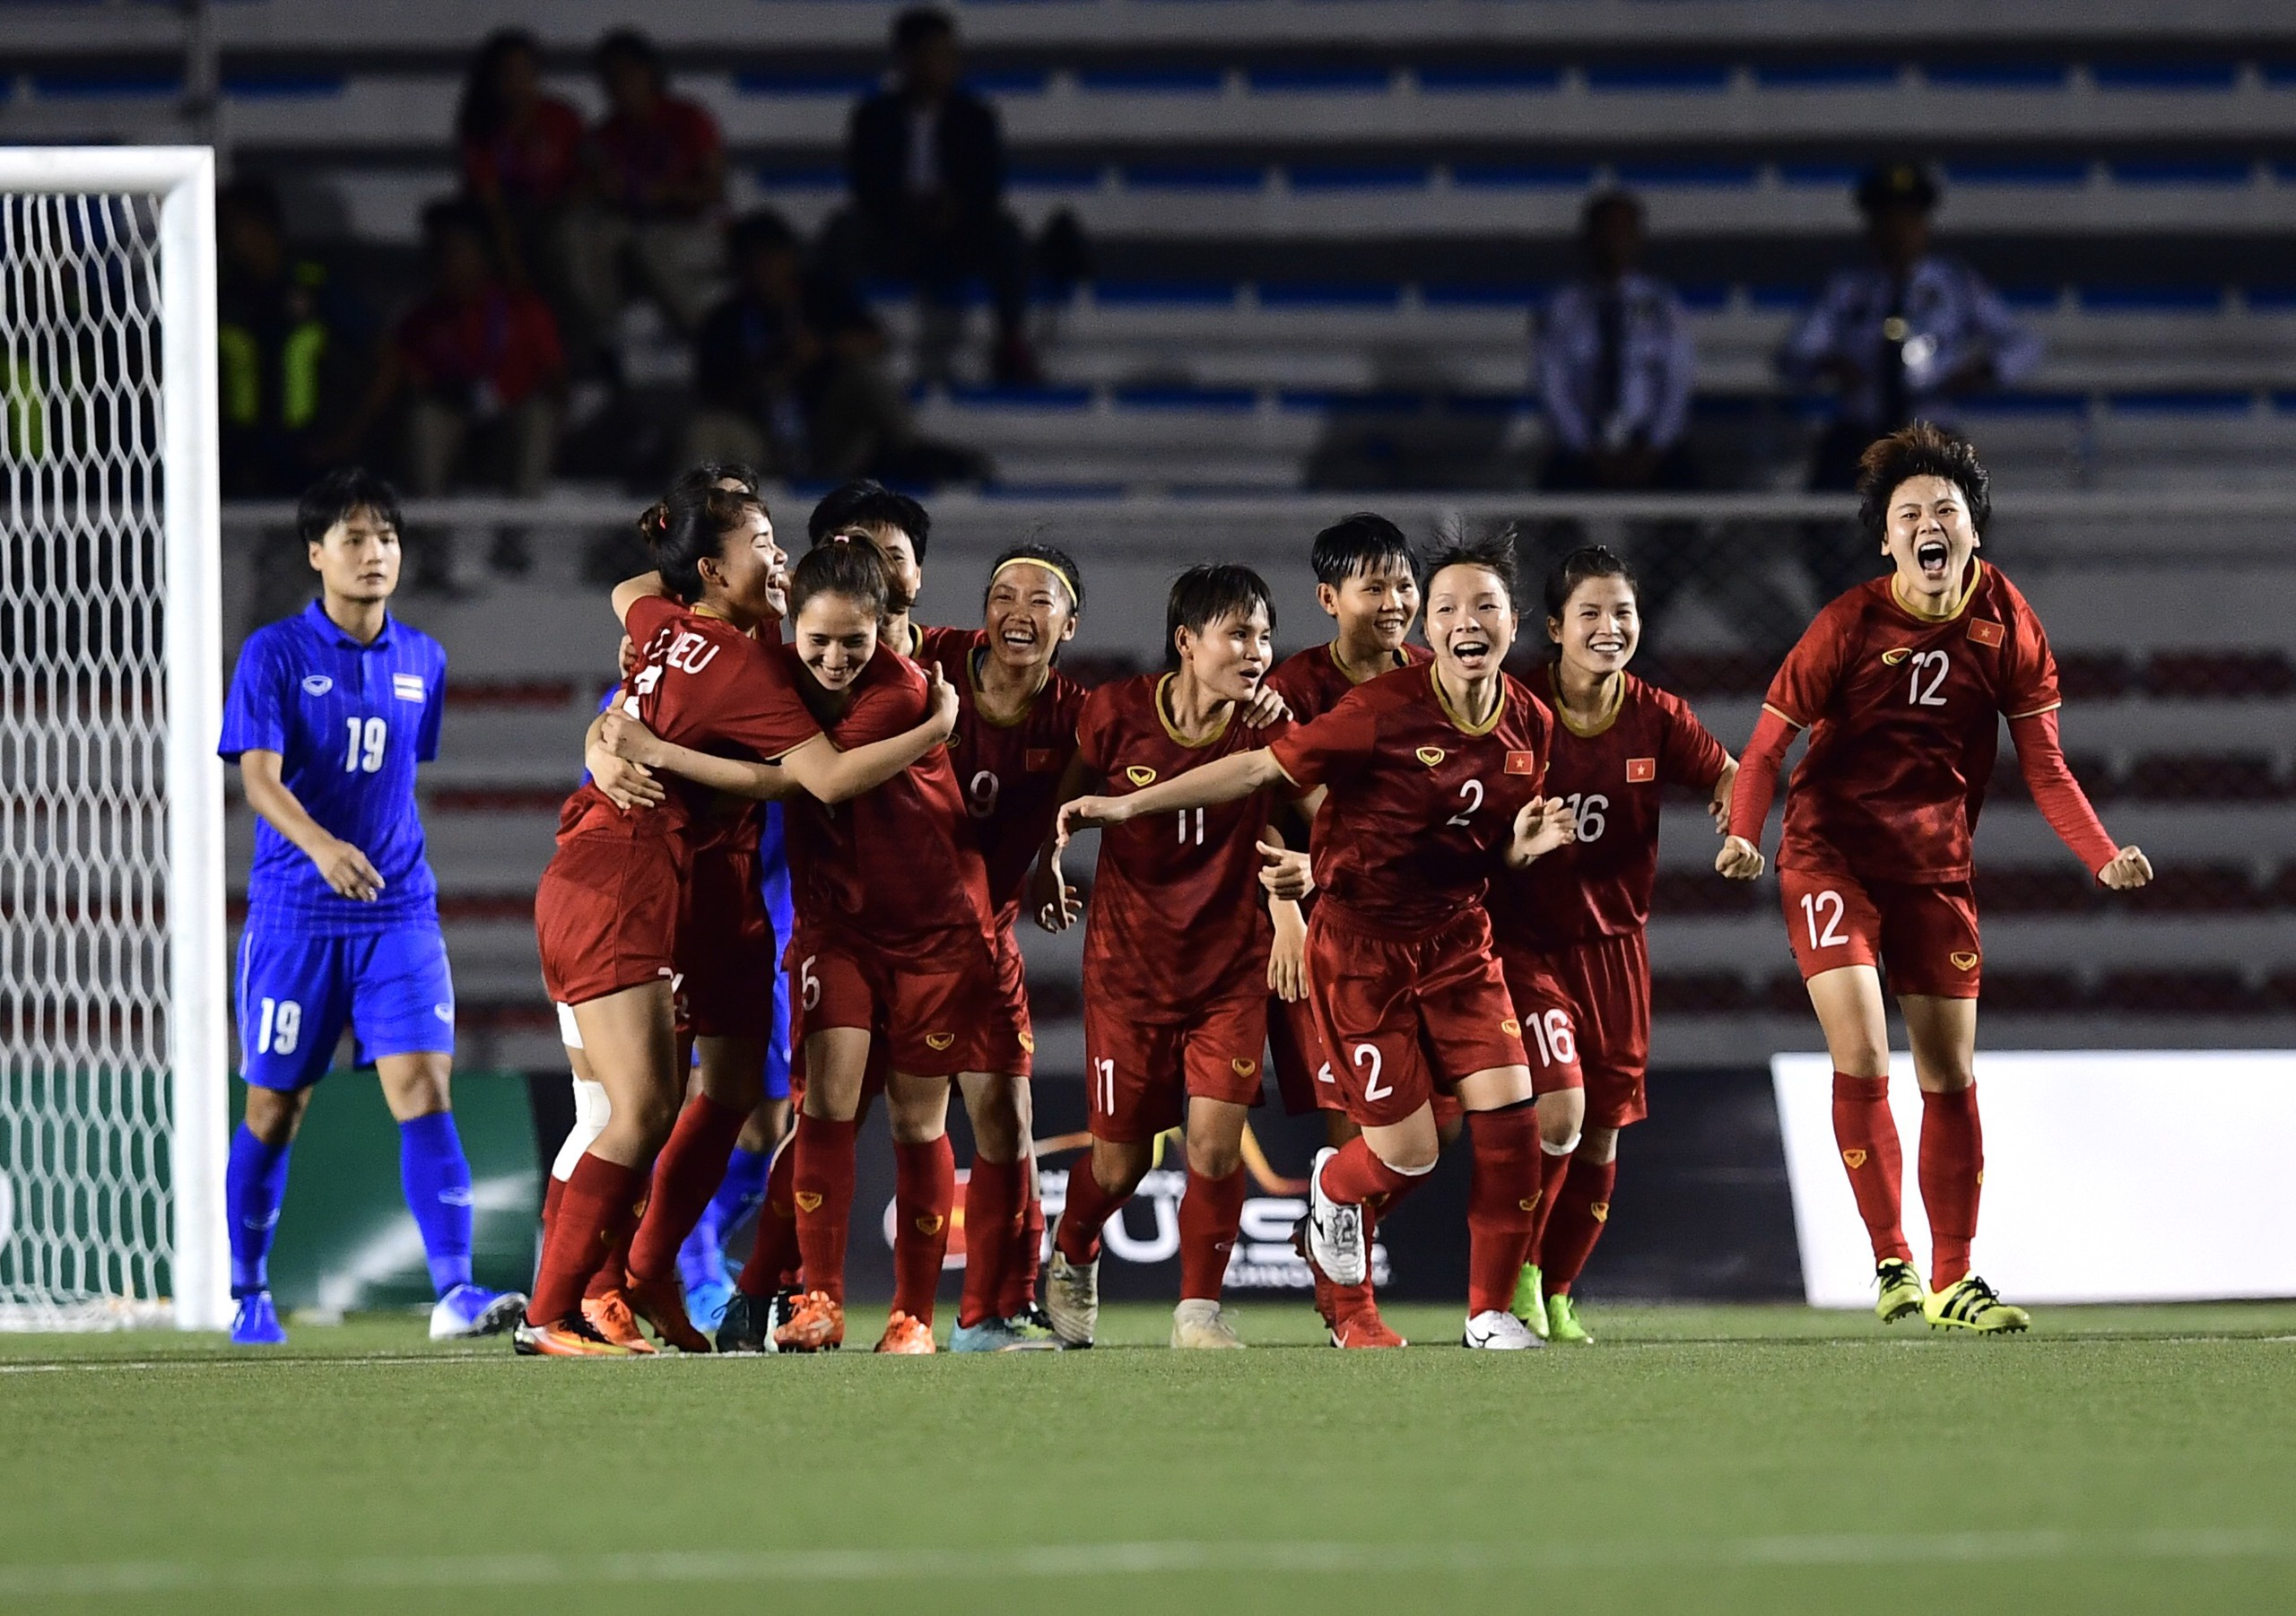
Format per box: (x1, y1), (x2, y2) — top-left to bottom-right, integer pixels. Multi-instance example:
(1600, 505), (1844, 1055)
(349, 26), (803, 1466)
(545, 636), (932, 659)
(1719, 423), (2150, 1334)
(1039, 566), (1306, 1350)
(218, 468), (526, 1348)
(1491, 544), (1735, 1343)
(1061, 539), (1577, 1350)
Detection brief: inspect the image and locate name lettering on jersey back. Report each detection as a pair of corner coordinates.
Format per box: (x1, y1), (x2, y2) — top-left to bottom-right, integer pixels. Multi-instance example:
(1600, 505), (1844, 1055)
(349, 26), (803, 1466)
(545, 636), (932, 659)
(665, 631), (721, 676)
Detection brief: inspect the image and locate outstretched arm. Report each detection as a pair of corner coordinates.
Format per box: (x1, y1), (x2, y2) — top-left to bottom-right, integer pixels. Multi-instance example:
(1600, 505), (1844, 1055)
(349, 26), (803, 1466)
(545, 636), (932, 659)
(1055, 748), (1286, 847)
(1717, 707), (1796, 879)
(2010, 708), (2149, 890)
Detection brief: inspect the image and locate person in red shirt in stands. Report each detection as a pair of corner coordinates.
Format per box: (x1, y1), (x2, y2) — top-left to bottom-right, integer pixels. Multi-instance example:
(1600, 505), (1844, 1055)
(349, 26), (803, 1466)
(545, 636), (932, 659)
(1721, 422), (2152, 1334)
(456, 29), (587, 333)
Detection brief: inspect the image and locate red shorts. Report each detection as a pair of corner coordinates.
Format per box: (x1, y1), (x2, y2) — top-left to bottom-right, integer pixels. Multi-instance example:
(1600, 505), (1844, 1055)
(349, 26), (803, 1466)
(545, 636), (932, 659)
(1306, 905), (1526, 1130)
(1268, 990), (1339, 1116)
(1779, 869), (1982, 1000)
(535, 830), (680, 1006)
(1492, 945), (1587, 1100)
(674, 841), (774, 1042)
(789, 925), (997, 1076)
(1083, 975), (1267, 1144)
(981, 921), (1035, 1078)
(1500, 932), (1651, 1128)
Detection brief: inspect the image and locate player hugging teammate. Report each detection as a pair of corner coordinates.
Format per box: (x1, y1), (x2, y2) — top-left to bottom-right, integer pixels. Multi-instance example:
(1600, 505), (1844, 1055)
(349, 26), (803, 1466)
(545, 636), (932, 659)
(229, 421), (2124, 1352)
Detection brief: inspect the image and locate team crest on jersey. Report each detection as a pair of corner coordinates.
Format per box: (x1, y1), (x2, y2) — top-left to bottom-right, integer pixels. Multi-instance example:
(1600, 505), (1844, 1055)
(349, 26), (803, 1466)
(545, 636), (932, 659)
(1626, 757), (1657, 783)
(795, 1191), (824, 1212)
(926, 1031), (956, 1051)
(1841, 1149), (1869, 1169)
(392, 673), (426, 702)
(1231, 1057), (1257, 1077)
(1416, 746), (1446, 768)
(1126, 765), (1157, 787)
(1500, 1017), (1521, 1038)
(300, 674), (334, 696)
(1968, 618), (2005, 647)
(1881, 647), (1913, 666)
(1590, 1202), (1610, 1223)
(1951, 951), (1980, 971)
(1018, 1031), (1037, 1055)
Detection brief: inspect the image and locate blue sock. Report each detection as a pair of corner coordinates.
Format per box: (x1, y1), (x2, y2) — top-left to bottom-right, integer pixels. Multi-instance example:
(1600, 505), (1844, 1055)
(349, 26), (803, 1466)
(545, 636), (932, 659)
(227, 1124), (293, 1299)
(678, 1144), (770, 1292)
(398, 1111), (474, 1296)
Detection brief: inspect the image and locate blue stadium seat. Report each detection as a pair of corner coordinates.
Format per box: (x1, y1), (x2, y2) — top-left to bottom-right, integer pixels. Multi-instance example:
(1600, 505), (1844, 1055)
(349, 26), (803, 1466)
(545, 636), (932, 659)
(1943, 161), (2089, 187)
(1111, 384), (1257, 410)
(1923, 63), (2069, 89)
(1257, 282), (1404, 307)
(2107, 390), (2255, 414)
(1286, 163), (1431, 191)
(2080, 286), (2226, 312)
(1614, 161), (1760, 187)
(1751, 64), (1900, 89)
(1450, 162), (1596, 188)
(1246, 65), (1393, 92)
(2109, 160), (2254, 186)
(2091, 63), (2240, 91)
(1125, 163), (1266, 190)
(1414, 65), (1564, 92)
(222, 74), (347, 99)
(1074, 67), (1224, 93)
(1092, 279), (1239, 306)
(1582, 65), (1732, 93)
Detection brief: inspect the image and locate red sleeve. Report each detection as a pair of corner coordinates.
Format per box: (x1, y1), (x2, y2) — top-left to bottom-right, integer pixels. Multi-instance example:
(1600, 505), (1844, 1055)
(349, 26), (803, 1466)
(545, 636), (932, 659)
(1656, 688), (1729, 790)
(680, 100), (724, 164)
(834, 658), (927, 748)
(517, 291), (564, 376)
(1074, 687), (1120, 777)
(1998, 586), (2063, 720)
(2009, 710), (2119, 876)
(715, 646), (821, 760)
(1725, 706), (1797, 847)
(622, 593), (678, 647)
(1268, 689), (1378, 789)
(1762, 604), (1855, 729)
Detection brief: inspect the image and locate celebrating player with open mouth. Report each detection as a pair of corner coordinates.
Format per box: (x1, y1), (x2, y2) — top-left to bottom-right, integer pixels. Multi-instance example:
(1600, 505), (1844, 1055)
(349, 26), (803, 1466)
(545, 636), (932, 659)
(1060, 539), (1576, 1349)
(1719, 423), (2151, 1334)
(1490, 544), (1735, 1343)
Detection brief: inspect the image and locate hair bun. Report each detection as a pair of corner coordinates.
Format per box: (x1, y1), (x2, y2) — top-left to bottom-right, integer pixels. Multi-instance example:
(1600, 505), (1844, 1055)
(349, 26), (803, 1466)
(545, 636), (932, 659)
(637, 502), (671, 546)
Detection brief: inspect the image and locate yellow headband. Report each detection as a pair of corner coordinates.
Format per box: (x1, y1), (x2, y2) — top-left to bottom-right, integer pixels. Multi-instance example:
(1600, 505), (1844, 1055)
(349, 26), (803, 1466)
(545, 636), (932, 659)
(991, 555), (1079, 608)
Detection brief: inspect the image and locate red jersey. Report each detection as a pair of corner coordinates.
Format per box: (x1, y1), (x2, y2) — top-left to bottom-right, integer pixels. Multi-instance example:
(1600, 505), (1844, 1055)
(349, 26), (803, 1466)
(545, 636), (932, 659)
(1075, 674), (1290, 1009)
(779, 643), (996, 965)
(396, 282), (563, 407)
(1766, 561), (2059, 884)
(1270, 664), (1553, 936)
(1492, 667), (1728, 949)
(916, 627), (1088, 920)
(459, 98), (587, 205)
(1266, 639), (1432, 724)
(592, 97), (722, 219)
(558, 595), (816, 848)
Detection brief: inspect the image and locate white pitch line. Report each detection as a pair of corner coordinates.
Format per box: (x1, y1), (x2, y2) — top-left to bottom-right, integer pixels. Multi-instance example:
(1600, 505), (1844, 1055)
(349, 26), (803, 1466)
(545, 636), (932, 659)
(4, 1528), (2292, 1599)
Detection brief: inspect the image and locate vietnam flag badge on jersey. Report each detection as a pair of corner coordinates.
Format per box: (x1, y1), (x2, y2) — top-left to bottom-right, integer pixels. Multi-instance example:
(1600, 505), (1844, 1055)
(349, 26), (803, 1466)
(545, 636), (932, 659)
(1505, 751), (1539, 775)
(1025, 748), (1060, 772)
(1968, 618), (2005, 647)
(1626, 757), (1657, 783)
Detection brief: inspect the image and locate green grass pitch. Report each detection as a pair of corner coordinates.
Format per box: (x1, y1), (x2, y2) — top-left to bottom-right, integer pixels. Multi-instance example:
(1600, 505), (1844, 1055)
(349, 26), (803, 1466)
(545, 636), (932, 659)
(4, 1301), (2292, 1615)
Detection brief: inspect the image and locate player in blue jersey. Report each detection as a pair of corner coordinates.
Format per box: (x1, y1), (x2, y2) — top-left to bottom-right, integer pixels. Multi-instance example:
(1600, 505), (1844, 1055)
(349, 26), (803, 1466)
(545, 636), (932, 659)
(216, 468), (526, 1347)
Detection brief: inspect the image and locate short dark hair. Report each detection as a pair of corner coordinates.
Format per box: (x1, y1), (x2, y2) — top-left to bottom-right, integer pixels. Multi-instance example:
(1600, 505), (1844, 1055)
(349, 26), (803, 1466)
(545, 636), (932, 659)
(1165, 563), (1274, 668)
(595, 28), (662, 80)
(726, 209), (799, 262)
(298, 466), (402, 547)
(985, 541), (1085, 617)
(1310, 512), (1417, 588)
(1544, 543), (1639, 621)
(789, 537), (892, 623)
(1424, 532), (1521, 605)
(892, 6), (956, 54)
(671, 462), (763, 500)
(807, 479), (931, 559)
(1857, 160), (1939, 218)
(458, 28), (542, 143)
(1857, 421), (1991, 543)
(639, 483), (764, 603)
(1579, 189), (1642, 238)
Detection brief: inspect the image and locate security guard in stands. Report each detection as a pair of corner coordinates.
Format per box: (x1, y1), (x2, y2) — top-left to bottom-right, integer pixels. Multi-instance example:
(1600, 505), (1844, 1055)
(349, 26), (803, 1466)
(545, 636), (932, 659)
(217, 179), (364, 498)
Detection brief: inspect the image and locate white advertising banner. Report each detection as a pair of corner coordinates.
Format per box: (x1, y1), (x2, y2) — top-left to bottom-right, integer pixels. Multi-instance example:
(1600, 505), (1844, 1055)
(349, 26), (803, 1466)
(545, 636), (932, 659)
(1772, 1051), (2296, 1308)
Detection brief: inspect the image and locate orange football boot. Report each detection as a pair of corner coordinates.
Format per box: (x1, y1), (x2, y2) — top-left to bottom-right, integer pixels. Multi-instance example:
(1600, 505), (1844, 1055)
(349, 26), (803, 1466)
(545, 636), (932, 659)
(622, 1273), (711, 1353)
(874, 1310), (936, 1354)
(773, 1289), (847, 1352)
(581, 1290), (657, 1354)
(514, 1313), (638, 1358)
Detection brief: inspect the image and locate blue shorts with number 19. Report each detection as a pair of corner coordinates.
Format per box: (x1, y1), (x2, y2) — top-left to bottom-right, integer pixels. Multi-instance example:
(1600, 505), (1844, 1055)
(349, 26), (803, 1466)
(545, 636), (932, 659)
(235, 925), (457, 1091)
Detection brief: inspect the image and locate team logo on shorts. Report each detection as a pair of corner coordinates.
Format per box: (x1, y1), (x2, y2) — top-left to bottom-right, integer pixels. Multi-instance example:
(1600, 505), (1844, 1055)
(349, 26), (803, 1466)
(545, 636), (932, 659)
(1590, 1202), (1610, 1223)
(795, 1191), (824, 1212)
(1951, 951), (1980, 971)
(1018, 1031), (1037, 1055)
(1881, 647), (1913, 666)
(1231, 1057), (1257, 1077)
(1500, 1017), (1521, 1038)
(914, 1213), (945, 1237)
(1626, 757), (1657, 783)
(1126, 765), (1157, 786)
(926, 1032), (956, 1051)
(1841, 1148), (1869, 1169)
(1416, 746), (1446, 768)
(300, 674), (334, 696)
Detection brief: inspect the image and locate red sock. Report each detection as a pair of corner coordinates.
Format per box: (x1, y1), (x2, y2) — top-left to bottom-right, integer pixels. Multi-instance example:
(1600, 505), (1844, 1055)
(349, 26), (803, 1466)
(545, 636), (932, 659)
(1178, 1167), (1247, 1303)
(1539, 1152), (1617, 1294)
(791, 1113), (858, 1304)
(626, 1095), (745, 1284)
(583, 1212), (638, 1302)
(526, 1154), (647, 1325)
(538, 1172), (567, 1266)
(1831, 1072), (1911, 1264)
(959, 1156), (1023, 1328)
(1465, 1107), (1543, 1317)
(1528, 1146), (1572, 1258)
(891, 1135), (954, 1324)
(736, 1136), (800, 1299)
(1000, 1175), (1045, 1317)
(1318, 1135), (1423, 1210)
(1918, 1085), (1984, 1291)
(1054, 1152), (1125, 1265)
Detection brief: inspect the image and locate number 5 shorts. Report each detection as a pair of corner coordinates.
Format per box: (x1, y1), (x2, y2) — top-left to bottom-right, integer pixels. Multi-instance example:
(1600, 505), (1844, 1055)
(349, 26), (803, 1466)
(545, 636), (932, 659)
(1779, 867), (1983, 1000)
(1305, 903), (1528, 1129)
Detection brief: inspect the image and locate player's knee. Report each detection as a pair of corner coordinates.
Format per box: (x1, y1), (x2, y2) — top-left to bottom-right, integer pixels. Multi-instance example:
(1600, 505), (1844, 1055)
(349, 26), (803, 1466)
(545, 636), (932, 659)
(1581, 1126), (1621, 1165)
(1186, 1134), (1241, 1180)
(1536, 1088), (1585, 1149)
(241, 1085), (309, 1146)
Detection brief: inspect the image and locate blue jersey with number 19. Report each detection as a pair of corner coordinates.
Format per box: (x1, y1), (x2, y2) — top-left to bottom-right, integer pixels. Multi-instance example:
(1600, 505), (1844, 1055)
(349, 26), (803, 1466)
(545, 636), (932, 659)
(219, 599), (446, 936)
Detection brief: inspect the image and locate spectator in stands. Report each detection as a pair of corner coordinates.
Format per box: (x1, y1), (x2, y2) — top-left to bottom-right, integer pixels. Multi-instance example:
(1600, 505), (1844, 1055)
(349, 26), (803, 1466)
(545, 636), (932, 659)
(217, 180), (368, 498)
(565, 29), (726, 360)
(1781, 161), (2041, 491)
(1535, 191), (1699, 492)
(825, 6), (1040, 384)
(328, 201), (565, 498)
(456, 30), (587, 339)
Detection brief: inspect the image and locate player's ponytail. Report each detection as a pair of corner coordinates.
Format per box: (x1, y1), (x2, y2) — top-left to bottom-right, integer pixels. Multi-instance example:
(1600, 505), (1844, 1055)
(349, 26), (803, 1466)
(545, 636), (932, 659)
(788, 540), (891, 624)
(1544, 543), (1639, 622)
(640, 483), (767, 603)
(816, 526), (917, 621)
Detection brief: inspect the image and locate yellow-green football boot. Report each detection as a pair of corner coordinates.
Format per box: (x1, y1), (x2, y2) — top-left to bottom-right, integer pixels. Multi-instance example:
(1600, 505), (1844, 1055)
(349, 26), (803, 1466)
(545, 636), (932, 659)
(1874, 1258), (1926, 1324)
(1925, 1273), (2031, 1334)
(1544, 1291), (1594, 1344)
(1511, 1263), (1548, 1339)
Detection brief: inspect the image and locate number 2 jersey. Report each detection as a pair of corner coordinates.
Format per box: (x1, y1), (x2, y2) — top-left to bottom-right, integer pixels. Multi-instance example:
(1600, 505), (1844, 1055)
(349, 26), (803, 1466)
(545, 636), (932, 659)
(1763, 560), (2059, 885)
(1075, 674), (1291, 1011)
(1491, 666), (1728, 951)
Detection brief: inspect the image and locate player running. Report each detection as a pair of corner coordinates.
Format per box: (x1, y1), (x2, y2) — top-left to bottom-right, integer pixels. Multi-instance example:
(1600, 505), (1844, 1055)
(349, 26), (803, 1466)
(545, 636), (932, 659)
(1491, 544), (1735, 1343)
(1719, 423), (2151, 1334)
(521, 485), (955, 1355)
(1038, 566), (1305, 1349)
(1262, 512), (1434, 1348)
(1060, 540), (1577, 1350)
(217, 468), (526, 1347)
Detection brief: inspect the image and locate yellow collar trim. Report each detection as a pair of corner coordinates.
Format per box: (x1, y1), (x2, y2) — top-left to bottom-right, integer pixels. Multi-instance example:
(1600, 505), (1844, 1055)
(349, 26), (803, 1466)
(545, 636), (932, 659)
(967, 640), (1048, 729)
(1892, 557), (1983, 624)
(1547, 665), (1625, 738)
(1154, 672), (1232, 748)
(1328, 639), (1406, 687)
(1432, 665), (1504, 736)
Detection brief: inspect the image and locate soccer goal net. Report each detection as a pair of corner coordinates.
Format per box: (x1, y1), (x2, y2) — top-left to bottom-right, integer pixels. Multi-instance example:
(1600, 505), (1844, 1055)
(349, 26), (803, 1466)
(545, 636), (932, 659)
(1, 150), (228, 1330)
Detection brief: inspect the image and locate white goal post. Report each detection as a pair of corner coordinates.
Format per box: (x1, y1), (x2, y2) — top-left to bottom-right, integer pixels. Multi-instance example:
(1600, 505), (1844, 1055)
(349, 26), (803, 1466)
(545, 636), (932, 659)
(0, 147), (227, 1330)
